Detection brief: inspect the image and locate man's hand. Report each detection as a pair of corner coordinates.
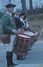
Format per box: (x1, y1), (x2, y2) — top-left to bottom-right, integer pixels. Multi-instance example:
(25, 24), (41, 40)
(12, 29), (17, 34)
(18, 28), (22, 32)
(18, 28), (24, 33)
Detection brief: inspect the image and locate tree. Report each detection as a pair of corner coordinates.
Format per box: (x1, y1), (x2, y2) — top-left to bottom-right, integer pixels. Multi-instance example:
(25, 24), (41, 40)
(29, 0), (33, 13)
(21, 0), (27, 12)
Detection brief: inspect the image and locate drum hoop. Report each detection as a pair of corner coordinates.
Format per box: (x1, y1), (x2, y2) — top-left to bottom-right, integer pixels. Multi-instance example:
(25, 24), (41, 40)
(17, 33), (31, 39)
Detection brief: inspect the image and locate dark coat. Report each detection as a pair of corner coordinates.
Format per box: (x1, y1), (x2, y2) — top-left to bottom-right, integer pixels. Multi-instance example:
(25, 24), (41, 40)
(0, 12), (16, 44)
(14, 16), (24, 29)
(1, 13), (16, 34)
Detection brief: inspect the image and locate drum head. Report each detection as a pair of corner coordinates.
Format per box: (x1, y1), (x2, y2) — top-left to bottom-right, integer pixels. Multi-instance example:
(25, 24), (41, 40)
(23, 31), (35, 36)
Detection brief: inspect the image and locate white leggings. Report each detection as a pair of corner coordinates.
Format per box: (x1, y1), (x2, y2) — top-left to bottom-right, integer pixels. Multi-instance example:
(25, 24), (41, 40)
(5, 35), (16, 52)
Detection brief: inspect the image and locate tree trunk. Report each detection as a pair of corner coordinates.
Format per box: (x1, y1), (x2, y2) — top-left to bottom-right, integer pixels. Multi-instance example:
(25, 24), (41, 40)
(29, 0), (33, 13)
(21, 0), (27, 12)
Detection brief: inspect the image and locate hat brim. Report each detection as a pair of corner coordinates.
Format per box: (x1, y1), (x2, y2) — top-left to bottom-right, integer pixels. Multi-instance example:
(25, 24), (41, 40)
(6, 4), (16, 8)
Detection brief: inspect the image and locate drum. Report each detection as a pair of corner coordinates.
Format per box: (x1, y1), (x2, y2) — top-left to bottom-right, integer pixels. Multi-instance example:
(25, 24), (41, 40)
(23, 31), (35, 44)
(14, 34), (31, 58)
(23, 31), (35, 37)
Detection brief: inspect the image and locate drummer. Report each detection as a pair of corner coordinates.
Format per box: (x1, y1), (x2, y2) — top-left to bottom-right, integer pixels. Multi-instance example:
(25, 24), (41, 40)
(0, 3), (17, 67)
(19, 12), (29, 30)
(19, 12), (35, 32)
(12, 11), (25, 32)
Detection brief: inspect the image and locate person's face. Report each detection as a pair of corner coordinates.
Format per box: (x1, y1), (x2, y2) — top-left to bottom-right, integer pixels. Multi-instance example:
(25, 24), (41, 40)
(20, 15), (24, 19)
(7, 7), (14, 13)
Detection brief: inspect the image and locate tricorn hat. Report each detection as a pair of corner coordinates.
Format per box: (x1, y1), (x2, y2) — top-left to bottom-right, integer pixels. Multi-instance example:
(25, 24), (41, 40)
(6, 3), (16, 8)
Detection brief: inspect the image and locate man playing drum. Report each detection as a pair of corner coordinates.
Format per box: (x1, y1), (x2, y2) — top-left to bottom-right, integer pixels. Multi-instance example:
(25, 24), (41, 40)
(12, 12), (24, 32)
(0, 3), (17, 67)
(12, 12), (26, 60)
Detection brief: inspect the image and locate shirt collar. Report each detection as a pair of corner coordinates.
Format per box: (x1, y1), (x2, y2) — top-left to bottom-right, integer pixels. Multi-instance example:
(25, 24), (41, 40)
(6, 12), (12, 16)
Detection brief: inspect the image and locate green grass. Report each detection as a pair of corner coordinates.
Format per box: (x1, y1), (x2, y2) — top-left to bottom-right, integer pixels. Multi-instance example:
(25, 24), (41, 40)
(27, 13), (43, 35)
(28, 13), (43, 21)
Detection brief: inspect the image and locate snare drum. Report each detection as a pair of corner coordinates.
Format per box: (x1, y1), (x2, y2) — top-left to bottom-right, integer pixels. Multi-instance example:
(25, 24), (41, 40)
(14, 34), (31, 57)
(23, 31), (35, 44)
(23, 31), (35, 36)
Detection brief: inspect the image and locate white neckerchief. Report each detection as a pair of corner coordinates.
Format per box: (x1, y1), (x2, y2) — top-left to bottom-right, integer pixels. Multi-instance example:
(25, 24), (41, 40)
(6, 12), (12, 16)
(20, 18), (25, 25)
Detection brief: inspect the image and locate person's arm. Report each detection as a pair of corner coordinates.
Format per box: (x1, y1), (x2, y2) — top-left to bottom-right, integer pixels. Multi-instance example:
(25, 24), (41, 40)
(2, 14), (12, 33)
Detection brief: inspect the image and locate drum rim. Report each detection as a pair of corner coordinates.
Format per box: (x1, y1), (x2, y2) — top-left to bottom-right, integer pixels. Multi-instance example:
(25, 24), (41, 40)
(17, 34), (31, 39)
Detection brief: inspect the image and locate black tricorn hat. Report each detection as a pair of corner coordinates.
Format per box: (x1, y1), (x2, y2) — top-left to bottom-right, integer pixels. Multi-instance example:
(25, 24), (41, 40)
(6, 3), (16, 8)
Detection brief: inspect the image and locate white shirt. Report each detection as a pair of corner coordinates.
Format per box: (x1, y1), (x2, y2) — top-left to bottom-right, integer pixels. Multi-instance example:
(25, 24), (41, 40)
(20, 18), (25, 25)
